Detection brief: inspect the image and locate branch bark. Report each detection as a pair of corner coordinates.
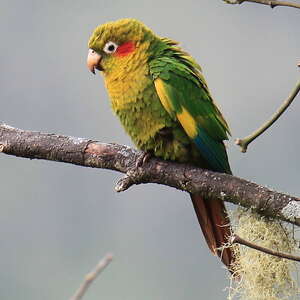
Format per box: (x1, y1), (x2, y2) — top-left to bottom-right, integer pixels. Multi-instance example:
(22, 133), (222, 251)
(1, 123), (300, 226)
(223, 0), (300, 9)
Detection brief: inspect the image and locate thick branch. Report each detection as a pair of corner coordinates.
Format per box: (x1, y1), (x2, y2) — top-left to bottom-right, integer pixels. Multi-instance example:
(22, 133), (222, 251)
(223, 0), (300, 9)
(1, 123), (300, 226)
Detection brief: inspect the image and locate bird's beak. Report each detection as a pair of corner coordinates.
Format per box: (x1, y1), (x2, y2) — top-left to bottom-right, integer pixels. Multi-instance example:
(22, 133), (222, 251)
(87, 49), (102, 74)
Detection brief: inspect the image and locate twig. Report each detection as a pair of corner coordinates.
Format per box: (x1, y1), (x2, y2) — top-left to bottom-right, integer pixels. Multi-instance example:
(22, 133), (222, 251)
(235, 80), (300, 152)
(231, 234), (300, 262)
(70, 253), (113, 300)
(223, 0), (300, 9)
(1, 124), (300, 226)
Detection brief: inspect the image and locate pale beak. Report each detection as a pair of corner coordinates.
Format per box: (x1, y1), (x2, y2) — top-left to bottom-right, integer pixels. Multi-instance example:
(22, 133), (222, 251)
(87, 49), (102, 74)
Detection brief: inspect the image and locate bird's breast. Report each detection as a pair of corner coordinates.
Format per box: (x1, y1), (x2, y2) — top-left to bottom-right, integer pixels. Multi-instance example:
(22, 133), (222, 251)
(104, 62), (150, 111)
(104, 68), (172, 149)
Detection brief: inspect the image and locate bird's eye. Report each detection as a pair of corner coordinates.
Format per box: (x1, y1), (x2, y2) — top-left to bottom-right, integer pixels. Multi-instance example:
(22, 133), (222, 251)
(103, 41), (118, 54)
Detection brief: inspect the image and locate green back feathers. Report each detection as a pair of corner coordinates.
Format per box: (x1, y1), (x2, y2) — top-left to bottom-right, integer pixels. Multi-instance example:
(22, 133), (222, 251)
(150, 39), (231, 173)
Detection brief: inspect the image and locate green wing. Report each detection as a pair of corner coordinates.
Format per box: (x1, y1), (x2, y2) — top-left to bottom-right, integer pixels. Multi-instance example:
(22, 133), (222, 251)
(150, 48), (231, 174)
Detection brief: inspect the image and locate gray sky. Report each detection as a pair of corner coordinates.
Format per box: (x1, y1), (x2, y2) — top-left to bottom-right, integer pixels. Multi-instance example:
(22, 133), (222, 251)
(0, 1), (299, 299)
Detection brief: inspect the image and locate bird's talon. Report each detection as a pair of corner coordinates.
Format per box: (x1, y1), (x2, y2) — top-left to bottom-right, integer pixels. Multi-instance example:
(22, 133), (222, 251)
(136, 151), (152, 168)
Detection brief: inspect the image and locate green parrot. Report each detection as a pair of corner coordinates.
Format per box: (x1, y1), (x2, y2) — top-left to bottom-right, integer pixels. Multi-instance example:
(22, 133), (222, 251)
(87, 18), (233, 269)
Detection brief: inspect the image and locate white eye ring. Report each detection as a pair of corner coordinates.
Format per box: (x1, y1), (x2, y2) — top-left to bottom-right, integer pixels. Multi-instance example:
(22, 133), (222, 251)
(103, 41), (118, 54)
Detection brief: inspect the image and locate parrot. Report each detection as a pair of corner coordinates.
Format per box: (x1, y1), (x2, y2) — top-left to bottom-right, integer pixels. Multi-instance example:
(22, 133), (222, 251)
(87, 18), (233, 270)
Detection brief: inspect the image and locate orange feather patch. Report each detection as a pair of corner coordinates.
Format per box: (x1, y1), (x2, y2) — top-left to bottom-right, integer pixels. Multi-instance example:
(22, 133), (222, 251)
(116, 41), (135, 57)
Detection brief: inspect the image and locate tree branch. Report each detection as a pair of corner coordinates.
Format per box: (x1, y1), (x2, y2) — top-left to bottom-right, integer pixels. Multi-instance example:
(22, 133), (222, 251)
(231, 234), (300, 262)
(70, 253), (113, 300)
(235, 79), (300, 152)
(223, 0), (300, 9)
(1, 123), (300, 226)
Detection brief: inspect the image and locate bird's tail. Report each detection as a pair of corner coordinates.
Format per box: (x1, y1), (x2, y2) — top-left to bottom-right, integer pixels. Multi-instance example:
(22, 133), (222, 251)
(190, 193), (233, 270)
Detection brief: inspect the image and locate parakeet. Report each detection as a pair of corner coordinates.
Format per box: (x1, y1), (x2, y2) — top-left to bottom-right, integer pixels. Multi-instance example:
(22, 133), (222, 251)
(87, 19), (233, 269)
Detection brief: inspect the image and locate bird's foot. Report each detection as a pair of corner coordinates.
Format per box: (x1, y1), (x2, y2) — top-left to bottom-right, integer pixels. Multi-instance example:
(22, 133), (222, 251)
(115, 151), (152, 193)
(135, 151), (153, 168)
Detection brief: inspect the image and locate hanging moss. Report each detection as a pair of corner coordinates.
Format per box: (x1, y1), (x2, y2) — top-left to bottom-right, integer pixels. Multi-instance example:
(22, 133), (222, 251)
(227, 209), (299, 300)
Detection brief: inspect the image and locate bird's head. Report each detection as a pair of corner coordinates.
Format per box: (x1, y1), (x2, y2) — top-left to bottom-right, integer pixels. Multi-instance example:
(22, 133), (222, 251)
(87, 18), (158, 75)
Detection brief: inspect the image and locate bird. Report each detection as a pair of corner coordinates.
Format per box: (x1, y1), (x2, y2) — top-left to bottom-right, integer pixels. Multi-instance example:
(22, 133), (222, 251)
(87, 18), (233, 270)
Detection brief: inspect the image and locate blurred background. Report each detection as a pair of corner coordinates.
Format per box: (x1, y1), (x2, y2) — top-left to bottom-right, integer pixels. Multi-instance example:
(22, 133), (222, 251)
(0, 0), (299, 299)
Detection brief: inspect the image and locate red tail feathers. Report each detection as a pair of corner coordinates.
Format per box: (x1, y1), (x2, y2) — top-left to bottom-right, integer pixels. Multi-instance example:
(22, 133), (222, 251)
(190, 193), (233, 270)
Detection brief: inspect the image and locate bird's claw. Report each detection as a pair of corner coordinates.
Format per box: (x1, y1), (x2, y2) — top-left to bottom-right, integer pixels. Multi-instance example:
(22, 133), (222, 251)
(135, 151), (152, 168)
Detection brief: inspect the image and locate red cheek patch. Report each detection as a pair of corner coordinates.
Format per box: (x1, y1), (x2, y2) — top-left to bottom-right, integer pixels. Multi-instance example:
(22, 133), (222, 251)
(115, 41), (136, 57)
